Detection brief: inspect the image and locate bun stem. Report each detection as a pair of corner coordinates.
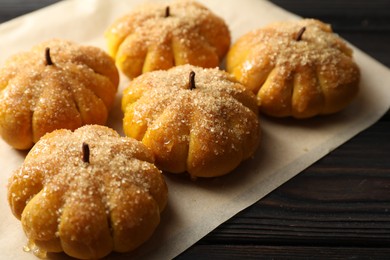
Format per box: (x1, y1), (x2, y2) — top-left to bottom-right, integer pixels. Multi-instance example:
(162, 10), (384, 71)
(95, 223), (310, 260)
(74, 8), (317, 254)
(165, 6), (170, 17)
(45, 47), (54, 66)
(189, 71), (196, 90)
(82, 142), (90, 163)
(296, 27), (306, 41)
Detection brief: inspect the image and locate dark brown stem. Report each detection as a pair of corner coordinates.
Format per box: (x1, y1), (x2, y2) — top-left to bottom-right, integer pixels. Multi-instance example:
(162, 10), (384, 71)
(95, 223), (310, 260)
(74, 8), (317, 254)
(189, 71), (196, 90)
(165, 6), (170, 17)
(295, 27), (306, 41)
(45, 47), (53, 66)
(82, 142), (90, 163)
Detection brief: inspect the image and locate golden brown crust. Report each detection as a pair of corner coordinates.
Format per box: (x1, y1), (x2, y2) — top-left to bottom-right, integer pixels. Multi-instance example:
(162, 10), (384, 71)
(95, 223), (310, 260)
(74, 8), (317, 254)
(122, 64), (261, 178)
(0, 39), (119, 149)
(105, 0), (230, 79)
(226, 19), (360, 118)
(7, 125), (168, 259)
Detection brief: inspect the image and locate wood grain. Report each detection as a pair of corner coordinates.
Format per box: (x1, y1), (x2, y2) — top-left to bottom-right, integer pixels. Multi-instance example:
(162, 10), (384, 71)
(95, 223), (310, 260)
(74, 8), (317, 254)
(178, 245), (390, 259)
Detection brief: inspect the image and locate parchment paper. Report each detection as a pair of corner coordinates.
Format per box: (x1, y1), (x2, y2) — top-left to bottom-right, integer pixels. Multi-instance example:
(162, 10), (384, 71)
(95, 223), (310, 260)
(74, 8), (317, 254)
(1, 0), (390, 259)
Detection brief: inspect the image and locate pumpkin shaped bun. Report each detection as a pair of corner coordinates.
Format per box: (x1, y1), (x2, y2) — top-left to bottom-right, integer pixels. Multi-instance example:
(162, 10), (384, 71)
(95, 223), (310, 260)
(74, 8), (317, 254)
(122, 64), (261, 178)
(8, 125), (168, 259)
(0, 39), (119, 150)
(226, 19), (360, 118)
(105, 0), (230, 79)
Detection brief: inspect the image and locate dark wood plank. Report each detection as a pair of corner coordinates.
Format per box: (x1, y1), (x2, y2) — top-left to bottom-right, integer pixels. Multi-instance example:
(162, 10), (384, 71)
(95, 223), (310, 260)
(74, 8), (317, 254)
(0, 0), (62, 22)
(178, 245), (390, 260)
(268, 1), (390, 18)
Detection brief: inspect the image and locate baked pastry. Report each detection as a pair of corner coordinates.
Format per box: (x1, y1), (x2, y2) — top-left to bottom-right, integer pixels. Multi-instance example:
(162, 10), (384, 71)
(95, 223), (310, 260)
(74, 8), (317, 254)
(122, 64), (261, 178)
(226, 19), (360, 118)
(105, 0), (230, 79)
(0, 39), (119, 150)
(7, 125), (168, 259)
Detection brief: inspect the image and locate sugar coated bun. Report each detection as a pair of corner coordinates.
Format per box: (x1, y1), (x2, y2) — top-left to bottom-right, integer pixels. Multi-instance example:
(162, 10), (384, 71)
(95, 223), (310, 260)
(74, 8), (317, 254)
(8, 125), (168, 259)
(0, 39), (119, 150)
(122, 64), (261, 178)
(105, 0), (230, 79)
(227, 19), (360, 118)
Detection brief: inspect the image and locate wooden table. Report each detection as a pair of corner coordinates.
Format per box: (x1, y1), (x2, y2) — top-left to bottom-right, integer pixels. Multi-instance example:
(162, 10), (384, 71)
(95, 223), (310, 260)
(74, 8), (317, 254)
(1, 1), (389, 259)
